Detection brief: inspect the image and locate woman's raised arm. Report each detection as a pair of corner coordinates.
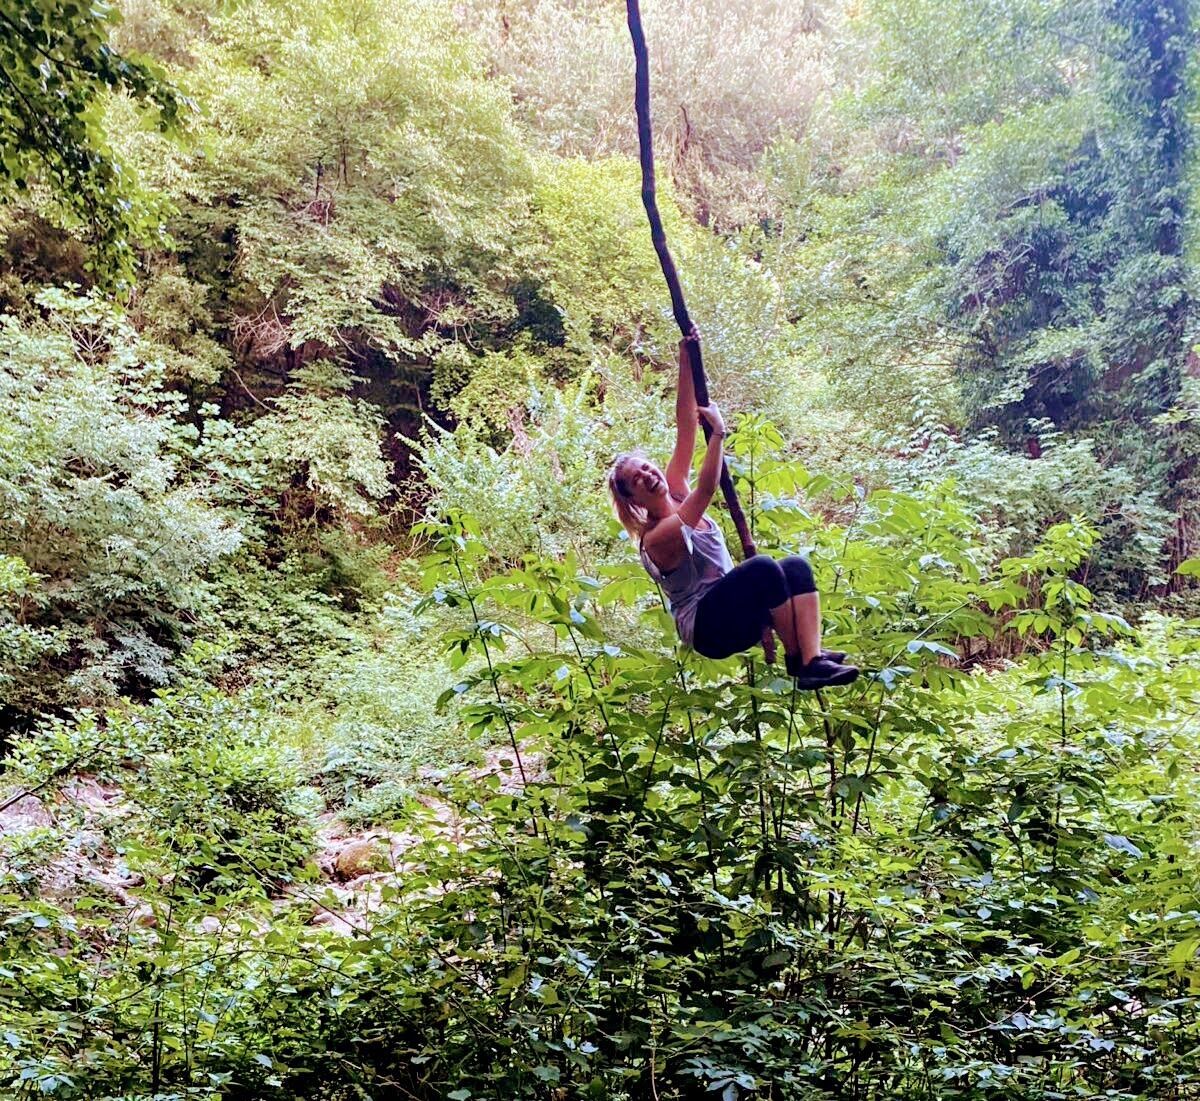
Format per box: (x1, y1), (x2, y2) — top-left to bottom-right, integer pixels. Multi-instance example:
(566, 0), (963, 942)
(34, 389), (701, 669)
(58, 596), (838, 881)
(665, 327), (699, 498)
(676, 403), (726, 527)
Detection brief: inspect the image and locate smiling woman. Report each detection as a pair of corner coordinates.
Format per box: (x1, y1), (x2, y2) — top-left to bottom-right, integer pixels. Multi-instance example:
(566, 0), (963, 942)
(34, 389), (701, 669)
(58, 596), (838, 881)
(607, 334), (857, 689)
(611, 0), (854, 688)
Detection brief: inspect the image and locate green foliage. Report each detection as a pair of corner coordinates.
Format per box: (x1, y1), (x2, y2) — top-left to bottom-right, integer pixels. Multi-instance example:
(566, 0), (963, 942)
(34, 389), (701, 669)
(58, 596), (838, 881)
(128, 267), (231, 385)
(252, 361), (392, 522)
(528, 155), (684, 352)
(460, 0), (831, 229)
(348, 477), (1198, 1099)
(898, 422), (1176, 590)
(121, 0), (531, 365)
(412, 376), (634, 564)
(9, 442), (1200, 1098)
(0, 687), (318, 1096)
(0, 288), (398, 717)
(0, 554), (55, 709)
(0, 0), (186, 286)
(4, 2), (1200, 1096)
(853, 0), (1079, 139)
(297, 591), (471, 821)
(764, 0), (1195, 587)
(0, 290), (240, 713)
(1, 686), (317, 912)
(131, 735), (314, 895)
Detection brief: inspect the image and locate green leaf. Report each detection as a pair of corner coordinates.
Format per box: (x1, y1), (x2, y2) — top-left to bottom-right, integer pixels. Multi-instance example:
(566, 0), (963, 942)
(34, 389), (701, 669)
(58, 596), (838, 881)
(906, 639), (959, 660)
(1168, 937), (1200, 968)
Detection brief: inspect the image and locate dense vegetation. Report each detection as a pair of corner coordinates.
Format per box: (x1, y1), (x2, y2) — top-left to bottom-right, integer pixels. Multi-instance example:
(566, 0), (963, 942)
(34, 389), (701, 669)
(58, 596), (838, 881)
(2, 0), (1199, 1097)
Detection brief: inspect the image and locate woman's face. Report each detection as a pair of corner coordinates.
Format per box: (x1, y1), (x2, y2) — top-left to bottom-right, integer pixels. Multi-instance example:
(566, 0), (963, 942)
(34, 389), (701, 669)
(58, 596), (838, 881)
(619, 457), (668, 507)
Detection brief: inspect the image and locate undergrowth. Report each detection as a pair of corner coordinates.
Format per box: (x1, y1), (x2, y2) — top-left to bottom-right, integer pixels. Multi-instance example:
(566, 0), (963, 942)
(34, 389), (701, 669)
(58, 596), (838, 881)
(3, 437), (1199, 1099)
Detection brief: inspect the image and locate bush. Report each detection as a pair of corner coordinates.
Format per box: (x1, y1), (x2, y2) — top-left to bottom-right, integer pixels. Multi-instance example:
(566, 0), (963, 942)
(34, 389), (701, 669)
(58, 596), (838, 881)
(4, 457), (1200, 1098)
(0, 290), (241, 715)
(3, 685), (315, 898)
(130, 739), (314, 895)
(898, 420), (1175, 594)
(297, 591), (474, 821)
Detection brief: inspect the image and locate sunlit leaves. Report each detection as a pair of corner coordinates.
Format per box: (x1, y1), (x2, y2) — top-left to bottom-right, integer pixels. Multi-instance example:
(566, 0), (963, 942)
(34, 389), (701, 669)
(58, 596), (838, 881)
(252, 360), (391, 519)
(0, 0), (187, 286)
(0, 290), (241, 712)
(154, 0), (530, 362)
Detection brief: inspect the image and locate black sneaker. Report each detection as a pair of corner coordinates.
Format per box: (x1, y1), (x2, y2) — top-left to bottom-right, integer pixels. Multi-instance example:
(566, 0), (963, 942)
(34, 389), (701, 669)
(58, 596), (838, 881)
(785, 654), (860, 689)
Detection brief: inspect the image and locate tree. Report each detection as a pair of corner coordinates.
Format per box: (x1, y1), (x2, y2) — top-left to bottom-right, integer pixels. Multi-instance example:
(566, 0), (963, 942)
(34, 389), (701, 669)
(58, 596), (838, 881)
(457, 0), (834, 230)
(0, 0), (185, 286)
(768, 0), (1195, 589)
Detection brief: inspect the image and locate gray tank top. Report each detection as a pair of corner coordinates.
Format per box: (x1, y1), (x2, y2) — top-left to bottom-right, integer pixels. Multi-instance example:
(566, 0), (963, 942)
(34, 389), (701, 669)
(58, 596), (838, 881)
(639, 517), (734, 646)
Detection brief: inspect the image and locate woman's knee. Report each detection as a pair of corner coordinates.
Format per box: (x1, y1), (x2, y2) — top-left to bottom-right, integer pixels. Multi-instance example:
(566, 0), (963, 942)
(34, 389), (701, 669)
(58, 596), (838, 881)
(743, 554), (789, 606)
(781, 555), (816, 596)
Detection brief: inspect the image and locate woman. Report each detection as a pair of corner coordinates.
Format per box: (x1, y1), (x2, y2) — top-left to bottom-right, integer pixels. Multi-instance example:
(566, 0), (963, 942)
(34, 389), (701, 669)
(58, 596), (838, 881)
(608, 333), (858, 689)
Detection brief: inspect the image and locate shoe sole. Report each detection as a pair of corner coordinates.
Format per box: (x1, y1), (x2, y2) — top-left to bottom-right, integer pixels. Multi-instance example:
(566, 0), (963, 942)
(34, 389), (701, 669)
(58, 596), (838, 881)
(793, 668), (860, 690)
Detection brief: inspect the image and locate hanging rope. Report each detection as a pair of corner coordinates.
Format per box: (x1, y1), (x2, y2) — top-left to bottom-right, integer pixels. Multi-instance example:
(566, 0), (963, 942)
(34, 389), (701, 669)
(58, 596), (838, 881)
(625, 0), (776, 663)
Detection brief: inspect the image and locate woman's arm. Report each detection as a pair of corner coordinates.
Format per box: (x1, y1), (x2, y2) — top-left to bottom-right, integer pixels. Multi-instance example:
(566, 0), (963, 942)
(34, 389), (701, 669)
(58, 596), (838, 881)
(665, 329), (699, 499)
(676, 403), (725, 527)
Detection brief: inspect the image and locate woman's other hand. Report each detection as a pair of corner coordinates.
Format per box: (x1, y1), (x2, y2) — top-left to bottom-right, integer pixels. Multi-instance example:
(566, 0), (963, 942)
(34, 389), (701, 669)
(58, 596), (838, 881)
(697, 403), (725, 437)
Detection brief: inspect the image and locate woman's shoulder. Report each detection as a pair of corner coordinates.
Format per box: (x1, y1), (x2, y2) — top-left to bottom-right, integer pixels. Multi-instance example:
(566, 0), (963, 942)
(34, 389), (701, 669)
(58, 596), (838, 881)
(640, 514), (692, 575)
(642, 513), (682, 547)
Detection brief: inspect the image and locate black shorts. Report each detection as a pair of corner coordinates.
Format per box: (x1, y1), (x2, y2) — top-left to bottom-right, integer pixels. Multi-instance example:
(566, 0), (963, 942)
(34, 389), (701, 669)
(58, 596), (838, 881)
(691, 554), (816, 659)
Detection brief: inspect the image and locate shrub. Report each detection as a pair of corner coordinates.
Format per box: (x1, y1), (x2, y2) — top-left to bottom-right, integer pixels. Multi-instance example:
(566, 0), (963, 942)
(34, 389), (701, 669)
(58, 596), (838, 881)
(0, 290), (241, 715)
(4, 462), (1200, 1098)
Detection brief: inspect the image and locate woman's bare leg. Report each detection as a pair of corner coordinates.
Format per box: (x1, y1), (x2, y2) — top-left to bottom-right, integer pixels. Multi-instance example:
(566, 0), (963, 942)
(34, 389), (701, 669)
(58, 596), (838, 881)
(769, 603), (798, 656)
(770, 592), (822, 663)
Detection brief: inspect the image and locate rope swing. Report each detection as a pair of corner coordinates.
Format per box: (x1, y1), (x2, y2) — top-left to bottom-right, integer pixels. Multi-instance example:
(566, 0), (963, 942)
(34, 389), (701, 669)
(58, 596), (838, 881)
(624, 0), (776, 663)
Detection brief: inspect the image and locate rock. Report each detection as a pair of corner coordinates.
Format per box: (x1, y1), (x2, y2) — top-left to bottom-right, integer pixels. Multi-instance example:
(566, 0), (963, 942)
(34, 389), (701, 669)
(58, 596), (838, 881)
(311, 908), (360, 935)
(89, 866), (143, 903)
(63, 777), (126, 815)
(480, 745), (544, 793)
(199, 915), (222, 935)
(88, 878), (136, 908)
(385, 830), (421, 855)
(334, 838), (387, 881)
(0, 793), (52, 831)
(344, 872), (386, 892)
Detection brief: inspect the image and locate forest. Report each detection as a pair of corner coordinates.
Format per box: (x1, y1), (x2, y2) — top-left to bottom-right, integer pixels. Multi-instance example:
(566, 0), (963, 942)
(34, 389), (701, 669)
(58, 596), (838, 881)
(1, 0), (1200, 1097)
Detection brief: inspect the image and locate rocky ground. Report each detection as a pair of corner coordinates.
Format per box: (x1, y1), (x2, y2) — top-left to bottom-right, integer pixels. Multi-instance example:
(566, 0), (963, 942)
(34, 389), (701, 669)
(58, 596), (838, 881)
(0, 744), (535, 936)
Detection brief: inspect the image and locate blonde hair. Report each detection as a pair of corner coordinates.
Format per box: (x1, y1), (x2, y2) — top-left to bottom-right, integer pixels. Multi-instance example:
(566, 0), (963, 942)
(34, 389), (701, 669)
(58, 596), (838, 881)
(607, 452), (650, 540)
